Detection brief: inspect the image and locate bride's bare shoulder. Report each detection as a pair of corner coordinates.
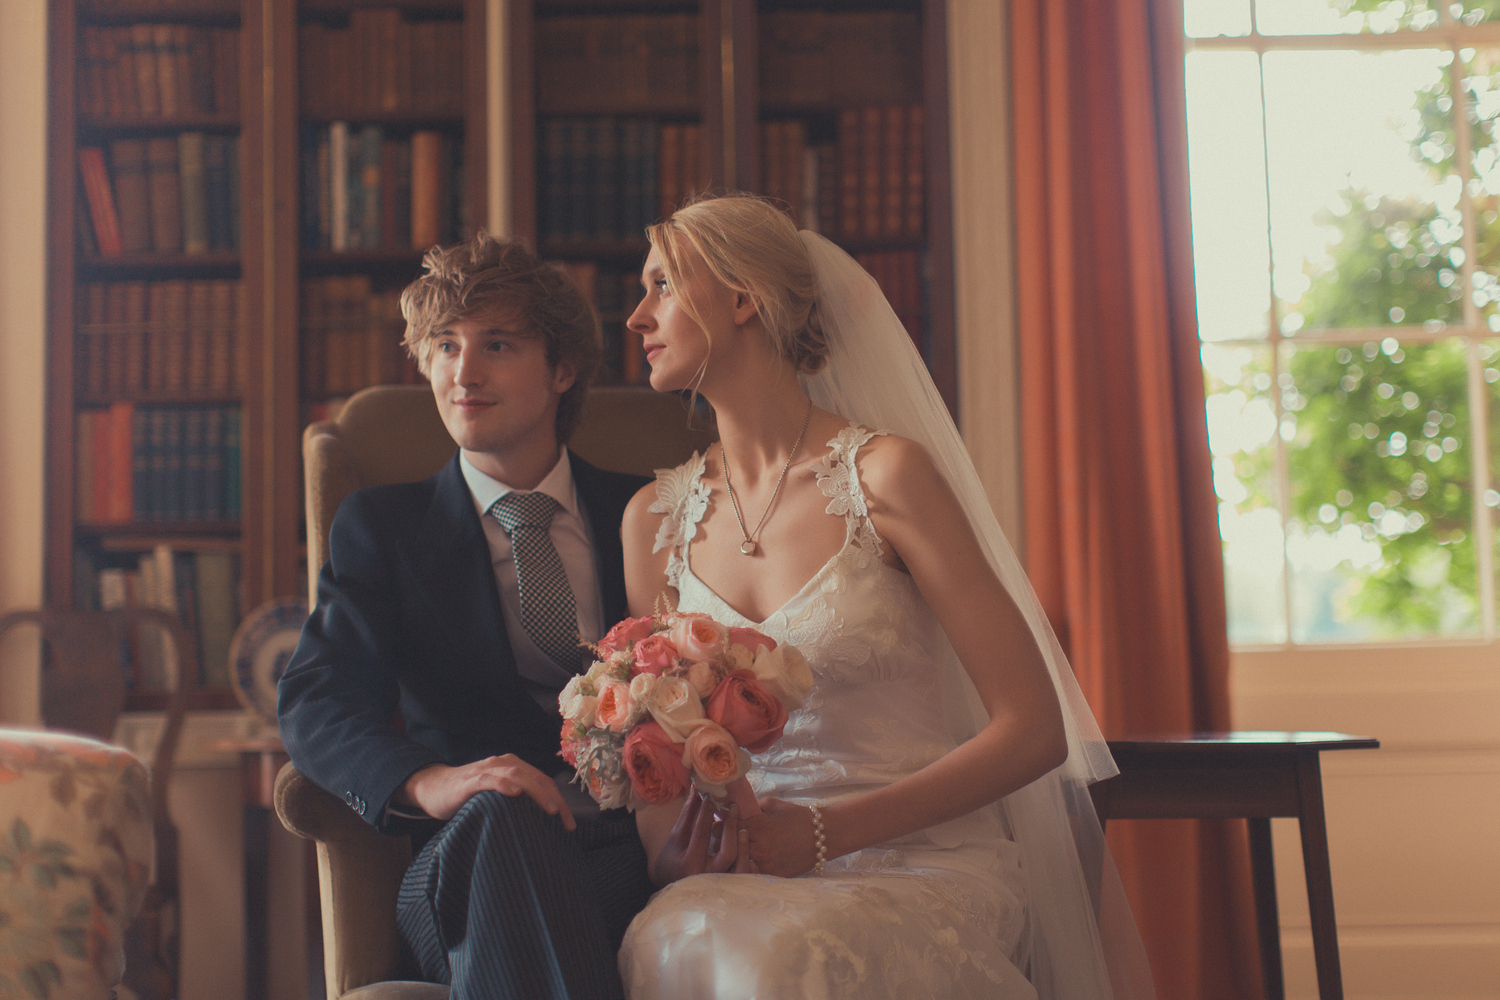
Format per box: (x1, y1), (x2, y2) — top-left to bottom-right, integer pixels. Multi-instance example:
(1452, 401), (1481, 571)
(851, 431), (945, 507)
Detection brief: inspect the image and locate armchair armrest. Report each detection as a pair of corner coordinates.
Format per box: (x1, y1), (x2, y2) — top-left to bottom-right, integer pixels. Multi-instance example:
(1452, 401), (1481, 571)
(274, 763), (420, 997)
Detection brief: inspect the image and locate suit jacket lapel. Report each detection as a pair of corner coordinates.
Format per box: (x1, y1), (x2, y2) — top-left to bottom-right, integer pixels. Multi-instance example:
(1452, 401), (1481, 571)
(402, 453), (515, 678)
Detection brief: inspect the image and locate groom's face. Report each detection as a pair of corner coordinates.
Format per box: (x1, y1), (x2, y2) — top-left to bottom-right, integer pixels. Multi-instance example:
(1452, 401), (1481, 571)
(429, 311), (576, 467)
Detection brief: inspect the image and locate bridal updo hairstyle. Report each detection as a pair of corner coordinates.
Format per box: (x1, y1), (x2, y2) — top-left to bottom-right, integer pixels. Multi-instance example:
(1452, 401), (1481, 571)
(647, 193), (829, 376)
(400, 231), (601, 442)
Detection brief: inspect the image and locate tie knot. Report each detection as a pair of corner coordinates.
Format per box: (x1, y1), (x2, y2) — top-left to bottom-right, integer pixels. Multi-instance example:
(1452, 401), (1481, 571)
(490, 491), (561, 532)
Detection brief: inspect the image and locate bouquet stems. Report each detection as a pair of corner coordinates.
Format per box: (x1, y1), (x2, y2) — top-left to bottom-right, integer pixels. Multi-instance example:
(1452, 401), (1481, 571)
(718, 775), (762, 817)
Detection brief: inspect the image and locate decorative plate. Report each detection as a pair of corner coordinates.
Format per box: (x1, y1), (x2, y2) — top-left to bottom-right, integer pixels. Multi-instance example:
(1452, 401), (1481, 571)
(229, 598), (308, 724)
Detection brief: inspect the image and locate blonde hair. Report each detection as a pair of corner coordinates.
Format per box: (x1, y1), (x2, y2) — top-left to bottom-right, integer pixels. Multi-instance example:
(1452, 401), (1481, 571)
(400, 232), (601, 441)
(646, 193), (828, 375)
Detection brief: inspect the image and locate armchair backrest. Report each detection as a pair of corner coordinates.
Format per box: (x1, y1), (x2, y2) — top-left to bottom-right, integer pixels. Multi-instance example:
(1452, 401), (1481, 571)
(303, 385), (716, 603)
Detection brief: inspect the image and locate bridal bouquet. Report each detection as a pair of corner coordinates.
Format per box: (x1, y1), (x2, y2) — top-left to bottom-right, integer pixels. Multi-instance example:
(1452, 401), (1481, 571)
(559, 611), (813, 814)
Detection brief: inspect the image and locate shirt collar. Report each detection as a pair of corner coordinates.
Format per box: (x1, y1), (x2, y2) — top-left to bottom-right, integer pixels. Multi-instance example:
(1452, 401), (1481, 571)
(461, 448), (579, 521)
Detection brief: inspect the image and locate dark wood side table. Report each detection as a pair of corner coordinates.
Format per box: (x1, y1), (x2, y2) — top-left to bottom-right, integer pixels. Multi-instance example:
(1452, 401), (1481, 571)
(1089, 731), (1379, 1000)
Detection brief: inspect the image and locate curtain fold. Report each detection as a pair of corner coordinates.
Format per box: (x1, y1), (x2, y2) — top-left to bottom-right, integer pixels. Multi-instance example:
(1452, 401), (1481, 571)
(1009, 0), (1261, 995)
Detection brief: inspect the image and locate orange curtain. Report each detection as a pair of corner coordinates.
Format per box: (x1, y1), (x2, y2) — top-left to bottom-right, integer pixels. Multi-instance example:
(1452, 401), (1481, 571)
(1010, 0), (1262, 996)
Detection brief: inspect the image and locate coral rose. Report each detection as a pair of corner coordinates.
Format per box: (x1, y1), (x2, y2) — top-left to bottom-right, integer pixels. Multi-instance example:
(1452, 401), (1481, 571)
(599, 615), (657, 656)
(666, 615), (728, 663)
(631, 634), (679, 676)
(728, 627), (776, 653)
(646, 676), (708, 742)
(706, 670), (788, 753)
(623, 722), (691, 804)
(683, 722), (744, 786)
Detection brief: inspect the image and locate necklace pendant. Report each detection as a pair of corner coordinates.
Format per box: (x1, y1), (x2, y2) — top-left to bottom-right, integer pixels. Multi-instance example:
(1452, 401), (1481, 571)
(739, 539), (757, 556)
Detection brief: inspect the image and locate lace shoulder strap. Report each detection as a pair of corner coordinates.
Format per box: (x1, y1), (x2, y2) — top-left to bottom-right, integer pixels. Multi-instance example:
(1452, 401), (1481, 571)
(648, 450), (711, 589)
(811, 423), (888, 562)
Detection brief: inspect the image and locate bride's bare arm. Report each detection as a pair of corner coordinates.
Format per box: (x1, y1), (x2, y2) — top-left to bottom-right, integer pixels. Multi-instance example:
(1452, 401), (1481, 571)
(744, 435), (1069, 876)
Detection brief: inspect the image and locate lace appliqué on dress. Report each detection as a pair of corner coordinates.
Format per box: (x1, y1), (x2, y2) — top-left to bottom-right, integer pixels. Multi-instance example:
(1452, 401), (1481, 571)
(811, 425), (888, 572)
(649, 450), (711, 591)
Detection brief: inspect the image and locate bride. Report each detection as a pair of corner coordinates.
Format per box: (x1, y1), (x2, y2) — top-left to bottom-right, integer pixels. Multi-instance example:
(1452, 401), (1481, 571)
(617, 193), (1154, 999)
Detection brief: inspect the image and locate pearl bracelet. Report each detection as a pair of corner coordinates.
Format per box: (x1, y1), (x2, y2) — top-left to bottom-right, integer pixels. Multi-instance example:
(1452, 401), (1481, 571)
(808, 803), (828, 876)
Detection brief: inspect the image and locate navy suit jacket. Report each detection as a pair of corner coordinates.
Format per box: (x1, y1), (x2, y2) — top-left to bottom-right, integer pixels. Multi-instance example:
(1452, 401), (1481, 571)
(278, 450), (649, 833)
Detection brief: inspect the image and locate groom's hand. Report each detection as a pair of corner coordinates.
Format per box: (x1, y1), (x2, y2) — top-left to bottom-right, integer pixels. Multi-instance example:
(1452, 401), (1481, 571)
(398, 755), (577, 830)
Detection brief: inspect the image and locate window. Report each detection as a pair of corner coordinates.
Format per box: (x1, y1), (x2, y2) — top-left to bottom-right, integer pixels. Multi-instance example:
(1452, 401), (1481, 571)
(1186, 0), (1500, 645)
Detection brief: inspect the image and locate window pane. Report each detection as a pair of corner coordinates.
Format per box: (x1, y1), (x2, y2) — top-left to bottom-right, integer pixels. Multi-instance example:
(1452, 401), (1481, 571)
(1263, 49), (1460, 335)
(1462, 51), (1500, 329)
(1204, 342), (1288, 642)
(1256, 0), (1440, 35)
(1185, 0), (1252, 37)
(1188, 52), (1272, 342)
(1487, 339), (1500, 615)
(1282, 338), (1481, 640)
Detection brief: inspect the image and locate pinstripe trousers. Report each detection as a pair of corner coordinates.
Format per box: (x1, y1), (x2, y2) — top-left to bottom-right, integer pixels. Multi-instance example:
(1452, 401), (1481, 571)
(396, 791), (655, 1000)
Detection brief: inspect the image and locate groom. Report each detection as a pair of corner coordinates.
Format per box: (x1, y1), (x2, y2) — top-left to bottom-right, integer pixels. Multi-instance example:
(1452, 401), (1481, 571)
(278, 233), (654, 999)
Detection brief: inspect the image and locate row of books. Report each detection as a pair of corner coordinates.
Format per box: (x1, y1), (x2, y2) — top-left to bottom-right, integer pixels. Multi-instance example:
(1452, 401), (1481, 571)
(760, 11), (923, 110)
(88, 545), (240, 689)
(76, 404), (242, 526)
(301, 276), (422, 398)
(535, 14), (697, 117)
(835, 106), (925, 242)
(299, 12), (465, 119)
(657, 123), (708, 233)
(79, 135), (241, 256)
(77, 24), (241, 120)
(300, 124), (462, 251)
(554, 261), (649, 386)
(76, 279), (242, 399)
(539, 118), (662, 246)
(855, 250), (925, 351)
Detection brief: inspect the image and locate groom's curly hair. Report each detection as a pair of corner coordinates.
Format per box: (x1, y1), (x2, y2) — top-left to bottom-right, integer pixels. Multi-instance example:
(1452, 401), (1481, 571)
(400, 232), (602, 442)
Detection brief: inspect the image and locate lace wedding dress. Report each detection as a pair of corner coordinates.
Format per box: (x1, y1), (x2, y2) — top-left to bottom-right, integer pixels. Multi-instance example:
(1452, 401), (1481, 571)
(618, 424), (1039, 1000)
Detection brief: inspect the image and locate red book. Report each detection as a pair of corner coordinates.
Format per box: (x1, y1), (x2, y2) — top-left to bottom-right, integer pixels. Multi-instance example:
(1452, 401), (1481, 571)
(78, 148), (124, 255)
(89, 409), (112, 524)
(108, 401), (135, 524)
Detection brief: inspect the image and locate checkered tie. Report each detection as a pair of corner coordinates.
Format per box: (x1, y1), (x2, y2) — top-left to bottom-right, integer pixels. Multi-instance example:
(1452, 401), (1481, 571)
(489, 491), (580, 672)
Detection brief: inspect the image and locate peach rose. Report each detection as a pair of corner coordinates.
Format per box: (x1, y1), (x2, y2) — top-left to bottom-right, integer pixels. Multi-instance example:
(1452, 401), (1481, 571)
(623, 722), (691, 804)
(631, 634), (680, 676)
(728, 627), (776, 653)
(594, 678), (636, 733)
(683, 722), (744, 786)
(751, 642), (815, 711)
(666, 615), (728, 663)
(599, 615), (657, 656)
(646, 675), (707, 743)
(686, 659), (721, 700)
(706, 669), (788, 753)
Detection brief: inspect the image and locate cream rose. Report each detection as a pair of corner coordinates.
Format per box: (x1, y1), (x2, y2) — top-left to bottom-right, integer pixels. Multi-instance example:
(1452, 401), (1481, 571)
(751, 643), (815, 710)
(628, 673), (660, 725)
(685, 659), (721, 700)
(721, 643), (755, 675)
(646, 675), (708, 742)
(682, 722), (743, 786)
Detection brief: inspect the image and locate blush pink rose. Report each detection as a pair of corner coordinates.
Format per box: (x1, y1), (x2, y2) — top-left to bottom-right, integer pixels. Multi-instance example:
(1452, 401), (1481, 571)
(706, 669), (788, 753)
(599, 615), (657, 656)
(685, 659), (721, 700)
(559, 722), (581, 768)
(623, 721), (691, 804)
(727, 627), (777, 653)
(683, 722), (743, 785)
(631, 634), (680, 677)
(593, 678), (635, 732)
(667, 615), (728, 663)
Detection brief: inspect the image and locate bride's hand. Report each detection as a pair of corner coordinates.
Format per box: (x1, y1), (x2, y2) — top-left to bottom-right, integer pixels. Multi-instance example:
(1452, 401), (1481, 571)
(742, 798), (822, 877)
(647, 792), (755, 887)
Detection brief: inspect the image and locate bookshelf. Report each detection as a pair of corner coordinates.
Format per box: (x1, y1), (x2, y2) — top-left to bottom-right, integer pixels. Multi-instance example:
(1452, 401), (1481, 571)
(45, 0), (489, 708)
(509, 0), (955, 406)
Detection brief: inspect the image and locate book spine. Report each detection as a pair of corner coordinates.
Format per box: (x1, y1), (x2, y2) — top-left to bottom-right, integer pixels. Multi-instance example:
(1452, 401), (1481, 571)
(183, 407), (206, 520)
(329, 121), (349, 251)
(146, 136), (183, 252)
(203, 135), (233, 251)
(860, 106), (882, 239)
(187, 280), (212, 394)
(144, 281), (168, 393)
(131, 406), (149, 524)
(882, 106), (904, 238)
(172, 551), (200, 686)
(224, 407), (241, 520)
(410, 130), (443, 249)
(75, 411), (94, 524)
(904, 104), (924, 238)
(131, 24), (160, 118)
(178, 132), (209, 254)
(203, 406), (225, 519)
(836, 110), (860, 241)
(153, 24), (178, 118)
(358, 125), (383, 250)
(540, 119), (567, 243)
(110, 401), (135, 524)
(147, 407), (168, 522)
(193, 550), (238, 687)
(78, 148), (124, 256)
(90, 409), (112, 523)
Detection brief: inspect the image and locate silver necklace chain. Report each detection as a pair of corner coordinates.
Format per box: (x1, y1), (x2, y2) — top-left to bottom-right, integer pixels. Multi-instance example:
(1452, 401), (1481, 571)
(722, 398), (814, 556)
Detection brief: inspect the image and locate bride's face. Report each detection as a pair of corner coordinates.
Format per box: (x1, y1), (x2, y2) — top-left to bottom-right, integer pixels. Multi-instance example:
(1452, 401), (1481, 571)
(627, 245), (726, 393)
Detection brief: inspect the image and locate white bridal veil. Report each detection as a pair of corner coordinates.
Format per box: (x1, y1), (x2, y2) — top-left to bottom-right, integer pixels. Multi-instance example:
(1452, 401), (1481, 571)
(797, 230), (1156, 999)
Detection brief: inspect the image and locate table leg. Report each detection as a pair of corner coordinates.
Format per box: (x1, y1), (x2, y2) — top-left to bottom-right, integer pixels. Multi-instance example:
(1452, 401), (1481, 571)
(1295, 752), (1344, 1000)
(1247, 816), (1285, 1000)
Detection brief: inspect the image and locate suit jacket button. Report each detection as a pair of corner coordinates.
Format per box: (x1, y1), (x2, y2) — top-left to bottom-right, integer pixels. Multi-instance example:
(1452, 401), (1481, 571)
(344, 791), (354, 805)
